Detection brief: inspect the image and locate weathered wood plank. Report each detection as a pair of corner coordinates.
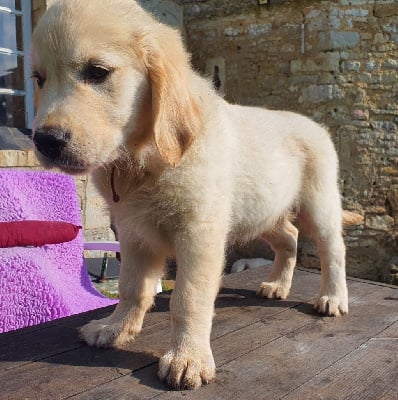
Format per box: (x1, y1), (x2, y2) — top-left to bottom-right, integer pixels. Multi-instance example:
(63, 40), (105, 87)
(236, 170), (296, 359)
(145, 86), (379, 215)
(0, 266), (396, 400)
(71, 307), (316, 400)
(0, 309), (111, 372)
(0, 288), (176, 372)
(154, 284), (398, 400)
(0, 264), (363, 370)
(0, 341), (160, 400)
(0, 295), (171, 399)
(377, 321), (398, 338)
(0, 300), (171, 372)
(78, 279), (396, 400)
(0, 264), (290, 372)
(223, 266), (323, 301)
(68, 375), (162, 400)
(284, 338), (398, 400)
(0, 265), (308, 399)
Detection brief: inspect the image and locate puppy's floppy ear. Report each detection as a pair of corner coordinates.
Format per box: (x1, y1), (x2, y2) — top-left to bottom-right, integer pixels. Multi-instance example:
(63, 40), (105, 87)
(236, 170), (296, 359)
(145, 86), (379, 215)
(145, 26), (203, 166)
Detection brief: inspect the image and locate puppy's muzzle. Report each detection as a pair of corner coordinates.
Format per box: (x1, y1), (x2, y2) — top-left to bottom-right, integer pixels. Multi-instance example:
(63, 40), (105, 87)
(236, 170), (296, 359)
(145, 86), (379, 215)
(33, 127), (71, 161)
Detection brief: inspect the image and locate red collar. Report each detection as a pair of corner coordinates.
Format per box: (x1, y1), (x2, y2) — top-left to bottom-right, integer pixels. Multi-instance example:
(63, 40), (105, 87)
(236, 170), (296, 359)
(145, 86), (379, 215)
(110, 166), (120, 203)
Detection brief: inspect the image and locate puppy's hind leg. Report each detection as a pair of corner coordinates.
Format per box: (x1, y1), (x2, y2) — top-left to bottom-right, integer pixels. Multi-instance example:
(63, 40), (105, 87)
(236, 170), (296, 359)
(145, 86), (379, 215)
(257, 219), (298, 299)
(300, 194), (348, 316)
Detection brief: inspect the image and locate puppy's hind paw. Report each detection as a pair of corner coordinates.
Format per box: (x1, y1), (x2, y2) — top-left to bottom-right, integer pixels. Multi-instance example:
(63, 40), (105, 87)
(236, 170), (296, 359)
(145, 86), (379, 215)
(257, 281), (290, 299)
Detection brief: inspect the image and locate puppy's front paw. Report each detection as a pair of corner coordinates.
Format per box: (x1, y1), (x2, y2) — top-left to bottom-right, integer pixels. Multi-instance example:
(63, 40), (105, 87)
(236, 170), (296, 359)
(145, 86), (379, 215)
(79, 318), (135, 348)
(257, 281), (290, 299)
(158, 349), (216, 390)
(314, 294), (348, 316)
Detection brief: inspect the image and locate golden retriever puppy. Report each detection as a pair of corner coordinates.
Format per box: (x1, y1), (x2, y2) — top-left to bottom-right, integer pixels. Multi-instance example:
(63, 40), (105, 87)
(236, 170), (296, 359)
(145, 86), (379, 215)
(31, 0), (358, 390)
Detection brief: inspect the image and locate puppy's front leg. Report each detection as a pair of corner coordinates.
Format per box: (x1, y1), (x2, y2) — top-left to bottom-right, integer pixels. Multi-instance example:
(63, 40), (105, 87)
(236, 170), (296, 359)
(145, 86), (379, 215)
(80, 243), (165, 348)
(158, 227), (225, 390)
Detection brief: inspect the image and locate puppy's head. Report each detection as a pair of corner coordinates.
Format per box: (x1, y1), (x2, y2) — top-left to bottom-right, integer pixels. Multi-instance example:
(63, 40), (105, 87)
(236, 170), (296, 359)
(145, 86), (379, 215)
(32, 0), (202, 173)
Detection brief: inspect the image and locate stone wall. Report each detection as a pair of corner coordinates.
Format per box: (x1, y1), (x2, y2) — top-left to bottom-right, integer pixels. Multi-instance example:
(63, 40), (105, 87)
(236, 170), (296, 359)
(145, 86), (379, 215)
(3, 0), (397, 282)
(182, 0), (398, 283)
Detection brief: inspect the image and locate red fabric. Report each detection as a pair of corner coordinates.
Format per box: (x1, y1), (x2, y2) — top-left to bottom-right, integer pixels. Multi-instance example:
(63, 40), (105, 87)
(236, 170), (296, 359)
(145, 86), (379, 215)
(0, 221), (81, 248)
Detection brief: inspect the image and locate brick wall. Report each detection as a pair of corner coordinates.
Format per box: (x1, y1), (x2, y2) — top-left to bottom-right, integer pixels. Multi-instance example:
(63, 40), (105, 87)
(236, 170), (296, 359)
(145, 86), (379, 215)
(182, 0), (398, 283)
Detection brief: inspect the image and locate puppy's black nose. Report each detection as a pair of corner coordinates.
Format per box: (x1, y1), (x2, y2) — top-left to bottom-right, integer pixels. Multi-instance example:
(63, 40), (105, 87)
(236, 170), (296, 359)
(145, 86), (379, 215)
(33, 127), (71, 160)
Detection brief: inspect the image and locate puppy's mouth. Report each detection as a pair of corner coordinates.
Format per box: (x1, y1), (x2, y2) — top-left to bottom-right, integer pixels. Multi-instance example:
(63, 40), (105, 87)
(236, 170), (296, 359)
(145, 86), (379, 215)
(33, 126), (91, 174)
(35, 149), (90, 175)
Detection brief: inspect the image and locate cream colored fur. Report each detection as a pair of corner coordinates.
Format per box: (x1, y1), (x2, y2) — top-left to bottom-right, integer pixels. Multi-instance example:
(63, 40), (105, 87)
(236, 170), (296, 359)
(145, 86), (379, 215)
(31, 0), (359, 390)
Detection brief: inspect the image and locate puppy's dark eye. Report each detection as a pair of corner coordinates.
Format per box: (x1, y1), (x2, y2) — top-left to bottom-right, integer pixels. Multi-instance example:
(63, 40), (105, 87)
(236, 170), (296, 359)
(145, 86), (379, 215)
(31, 72), (45, 89)
(83, 64), (112, 84)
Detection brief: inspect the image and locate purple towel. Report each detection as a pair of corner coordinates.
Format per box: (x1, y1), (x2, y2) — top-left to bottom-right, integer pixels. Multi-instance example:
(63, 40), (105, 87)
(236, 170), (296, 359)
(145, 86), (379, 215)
(0, 169), (117, 333)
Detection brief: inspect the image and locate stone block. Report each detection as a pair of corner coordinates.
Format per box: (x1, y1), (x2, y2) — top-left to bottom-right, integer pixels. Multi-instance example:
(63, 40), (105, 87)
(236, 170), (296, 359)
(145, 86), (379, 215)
(305, 9), (321, 19)
(388, 256), (398, 273)
(224, 26), (241, 37)
(343, 8), (369, 17)
(365, 214), (394, 231)
(290, 60), (301, 73)
(301, 84), (342, 103)
(361, 32), (372, 40)
(290, 52), (340, 73)
(375, 4), (398, 18)
(302, 85), (332, 102)
(323, 52), (341, 71)
(365, 60), (379, 71)
(84, 227), (114, 242)
(319, 72), (338, 84)
(371, 120), (398, 132)
(318, 31), (360, 50)
(382, 23), (398, 34)
(380, 166), (398, 177)
(346, 247), (382, 281)
(352, 109), (369, 120)
(342, 60), (361, 71)
(382, 256), (398, 284)
(84, 177), (110, 231)
(0, 151), (20, 167)
(374, 32), (389, 44)
(247, 23), (272, 36)
(139, 0), (184, 31)
(291, 75), (319, 85)
(366, 206), (388, 215)
(306, 11), (341, 32)
(73, 176), (87, 212)
(384, 59), (398, 69)
(387, 190), (398, 211)
(340, 0), (378, 5)
(382, 71), (398, 85)
(358, 72), (381, 83)
(0, 150), (40, 167)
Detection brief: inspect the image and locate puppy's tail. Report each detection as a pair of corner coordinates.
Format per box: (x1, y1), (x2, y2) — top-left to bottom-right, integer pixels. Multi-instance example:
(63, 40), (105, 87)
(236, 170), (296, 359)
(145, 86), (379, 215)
(342, 210), (363, 226)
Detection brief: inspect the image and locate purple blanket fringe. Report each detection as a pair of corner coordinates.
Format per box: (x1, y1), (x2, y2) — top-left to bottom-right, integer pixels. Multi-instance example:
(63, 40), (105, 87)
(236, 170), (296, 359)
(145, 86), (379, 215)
(0, 169), (117, 333)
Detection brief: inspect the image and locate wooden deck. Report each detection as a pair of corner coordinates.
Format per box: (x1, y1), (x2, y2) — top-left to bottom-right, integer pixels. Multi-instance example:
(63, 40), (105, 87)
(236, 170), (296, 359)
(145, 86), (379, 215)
(1, 265), (397, 400)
